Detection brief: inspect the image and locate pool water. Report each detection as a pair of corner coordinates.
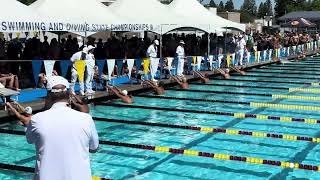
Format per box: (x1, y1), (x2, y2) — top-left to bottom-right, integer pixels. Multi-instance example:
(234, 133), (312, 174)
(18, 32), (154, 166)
(2, 58), (320, 179)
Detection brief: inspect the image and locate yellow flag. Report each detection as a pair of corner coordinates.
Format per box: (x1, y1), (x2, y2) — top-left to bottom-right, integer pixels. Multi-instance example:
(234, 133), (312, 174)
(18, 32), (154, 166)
(255, 51), (258, 61)
(143, 58), (150, 74)
(192, 56), (197, 64)
(226, 53), (231, 67)
(75, 60), (86, 82)
(16, 32), (21, 38)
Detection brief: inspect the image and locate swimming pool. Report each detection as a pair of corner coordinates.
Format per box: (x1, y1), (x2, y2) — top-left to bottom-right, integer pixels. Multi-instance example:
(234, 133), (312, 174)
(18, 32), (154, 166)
(1, 58), (320, 179)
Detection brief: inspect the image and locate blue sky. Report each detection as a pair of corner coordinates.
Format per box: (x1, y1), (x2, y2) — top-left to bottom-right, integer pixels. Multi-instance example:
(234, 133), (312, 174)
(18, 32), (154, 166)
(202, 0), (275, 10)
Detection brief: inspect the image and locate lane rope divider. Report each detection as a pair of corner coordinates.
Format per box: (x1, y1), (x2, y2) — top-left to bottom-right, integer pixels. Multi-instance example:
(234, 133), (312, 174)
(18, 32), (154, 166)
(250, 102), (320, 111)
(272, 94), (320, 101)
(232, 74), (320, 80)
(165, 88), (272, 97)
(259, 67), (320, 72)
(1, 129), (319, 172)
(212, 78), (310, 85)
(189, 83), (288, 90)
(92, 117), (320, 143)
(289, 88), (320, 93)
(247, 70), (320, 76)
(95, 103), (320, 125)
(135, 94), (250, 104)
(271, 65), (320, 68)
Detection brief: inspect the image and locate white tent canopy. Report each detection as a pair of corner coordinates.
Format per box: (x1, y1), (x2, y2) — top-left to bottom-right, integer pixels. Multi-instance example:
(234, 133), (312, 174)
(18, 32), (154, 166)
(168, 0), (245, 32)
(30, 0), (150, 32)
(109, 0), (211, 34)
(0, 0), (50, 32)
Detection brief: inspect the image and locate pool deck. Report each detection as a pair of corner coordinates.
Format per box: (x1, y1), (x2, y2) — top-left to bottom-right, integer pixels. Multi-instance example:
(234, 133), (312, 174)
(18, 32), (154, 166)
(0, 51), (317, 120)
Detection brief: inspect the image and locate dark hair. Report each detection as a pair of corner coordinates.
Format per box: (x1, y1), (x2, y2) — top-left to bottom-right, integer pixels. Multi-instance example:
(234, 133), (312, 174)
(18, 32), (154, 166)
(158, 81), (165, 87)
(44, 91), (69, 109)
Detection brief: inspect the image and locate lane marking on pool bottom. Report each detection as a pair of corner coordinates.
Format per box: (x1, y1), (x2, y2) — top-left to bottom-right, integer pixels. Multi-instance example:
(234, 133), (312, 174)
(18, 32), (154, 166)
(93, 117), (320, 143)
(289, 88), (320, 93)
(137, 94), (320, 112)
(0, 161), (111, 180)
(272, 94), (320, 101)
(250, 102), (320, 111)
(96, 103), (320, 125)
(0, 129), (318, 172)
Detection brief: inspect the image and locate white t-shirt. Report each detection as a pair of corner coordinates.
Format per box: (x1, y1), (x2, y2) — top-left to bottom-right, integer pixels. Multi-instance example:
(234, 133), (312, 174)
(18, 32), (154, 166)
(86, 53), (95, 69)
(26, 102), (99, 180)
(147, 44), (157, 58)
(70, 51), (87, 62)
(176, 45), (185, 58)
(239, 38), (246, 50)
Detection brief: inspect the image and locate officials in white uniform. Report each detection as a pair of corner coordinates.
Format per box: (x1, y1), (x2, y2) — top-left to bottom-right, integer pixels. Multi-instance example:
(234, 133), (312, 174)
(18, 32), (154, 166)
(147, 40), (159, 82)
(70, 47), (88, 96)
(85, 45), (96, 94)
(26, 76), (99, 180)
(237, 35), (246, 66)
(176, 40), (185, 77)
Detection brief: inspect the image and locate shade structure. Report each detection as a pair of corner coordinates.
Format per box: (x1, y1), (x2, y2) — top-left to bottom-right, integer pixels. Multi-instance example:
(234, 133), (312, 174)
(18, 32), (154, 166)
(0, 0), (50, 32)
(283, 18), (316, 28)
(108, 0), (210, 34)
(168, 0), (245, 32)
(30, 0), (150, 32)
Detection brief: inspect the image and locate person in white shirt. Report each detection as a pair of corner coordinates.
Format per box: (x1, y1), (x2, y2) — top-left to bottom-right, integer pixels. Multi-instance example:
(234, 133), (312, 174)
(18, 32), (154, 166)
(25, 76), (99, 180)
(237, 35), (246, 66)
(70, 47), (89, 96)
(147, 40), (159, 82)
(176, 40), (185, 77)
(85, 45), (96, 95)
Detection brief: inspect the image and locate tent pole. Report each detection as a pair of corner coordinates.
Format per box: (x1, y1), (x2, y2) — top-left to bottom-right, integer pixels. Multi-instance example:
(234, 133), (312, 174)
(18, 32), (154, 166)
(207, 25), (210, 57)
(160, 25), (163, 80)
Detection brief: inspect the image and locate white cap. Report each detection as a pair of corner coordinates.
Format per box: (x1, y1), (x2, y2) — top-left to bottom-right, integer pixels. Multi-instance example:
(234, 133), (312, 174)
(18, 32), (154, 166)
(179, 40), (185, 45)
(87, 45), (95, 51)
(217, 32), (224, 37)
(24, 106), (32, 115)
(77, 36), (83, 41)
(154, 40), (159, 46)
(47, 76), (70, 92)
(122, 90), (128, 96)
(82, 47), (89, 53)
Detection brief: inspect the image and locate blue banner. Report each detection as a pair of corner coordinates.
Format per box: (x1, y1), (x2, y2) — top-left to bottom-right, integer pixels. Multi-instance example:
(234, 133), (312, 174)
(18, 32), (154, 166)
(32, 60), (43, 86)
(134, 58), (142, 78)
(117, 59), (123, 76)
(187, 57), (192, 73)
(96, 60), (105, 79)
(60, 60), (71, 78)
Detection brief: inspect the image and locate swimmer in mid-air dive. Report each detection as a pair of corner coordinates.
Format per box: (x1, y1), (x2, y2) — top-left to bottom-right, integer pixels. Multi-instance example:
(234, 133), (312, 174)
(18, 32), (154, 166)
(230, 66), (246, 75)
(142, 80), (165, 95)
(193, 71), (210, 84)
(106, 85), (133, 104)
(170, 75), (189, 89)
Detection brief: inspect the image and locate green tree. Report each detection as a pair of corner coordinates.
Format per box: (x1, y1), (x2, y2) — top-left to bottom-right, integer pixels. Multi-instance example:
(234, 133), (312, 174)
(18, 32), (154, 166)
(240, 11), (255, 23)
(265, 0), (273, 16)
(257, 2), (265, 18)
(312, 0), (320, 10)
(274, 0), (290, 17)
(225, 0), (234, 12)
(208, 0), (217, 7)
(240, 0), (257, 16)
(218, 1), (225, 12)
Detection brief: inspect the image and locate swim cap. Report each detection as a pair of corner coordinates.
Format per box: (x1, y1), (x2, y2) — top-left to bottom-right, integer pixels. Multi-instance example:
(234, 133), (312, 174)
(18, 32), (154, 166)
(24, 106), (32, 115)
(122, 90), (128, 96)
